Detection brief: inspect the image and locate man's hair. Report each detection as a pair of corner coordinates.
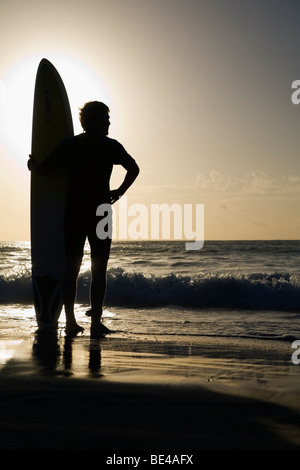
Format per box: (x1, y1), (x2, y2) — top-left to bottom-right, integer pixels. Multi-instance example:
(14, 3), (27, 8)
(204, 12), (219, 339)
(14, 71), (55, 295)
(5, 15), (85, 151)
(79, 101), (110, 131)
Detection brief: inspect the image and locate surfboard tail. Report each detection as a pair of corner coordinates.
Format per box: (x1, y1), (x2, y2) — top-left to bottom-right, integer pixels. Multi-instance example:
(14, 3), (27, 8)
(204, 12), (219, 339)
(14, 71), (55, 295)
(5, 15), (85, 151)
(33, 275), (63, 330)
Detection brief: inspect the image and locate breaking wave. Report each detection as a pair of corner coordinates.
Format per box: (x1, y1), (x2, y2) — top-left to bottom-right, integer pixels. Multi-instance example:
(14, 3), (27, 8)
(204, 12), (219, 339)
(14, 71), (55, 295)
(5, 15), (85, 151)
(1, 266), (299, 312)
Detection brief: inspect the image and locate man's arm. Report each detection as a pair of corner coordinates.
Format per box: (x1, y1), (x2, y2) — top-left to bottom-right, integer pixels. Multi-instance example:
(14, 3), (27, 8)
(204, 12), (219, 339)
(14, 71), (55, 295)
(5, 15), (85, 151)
(110, 160), (140, 204)
(27, 139), (70, 175)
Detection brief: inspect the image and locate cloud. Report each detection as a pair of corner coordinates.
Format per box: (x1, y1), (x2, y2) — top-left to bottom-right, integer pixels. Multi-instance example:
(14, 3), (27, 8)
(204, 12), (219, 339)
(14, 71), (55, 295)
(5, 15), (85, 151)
(216, 201), (236, 210)
(195, 169), (300, 194)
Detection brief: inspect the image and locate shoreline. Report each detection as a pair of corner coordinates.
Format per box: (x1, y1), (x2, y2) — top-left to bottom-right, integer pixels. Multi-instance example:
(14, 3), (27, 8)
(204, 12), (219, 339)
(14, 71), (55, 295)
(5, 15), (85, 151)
(1, 332), (300, 450)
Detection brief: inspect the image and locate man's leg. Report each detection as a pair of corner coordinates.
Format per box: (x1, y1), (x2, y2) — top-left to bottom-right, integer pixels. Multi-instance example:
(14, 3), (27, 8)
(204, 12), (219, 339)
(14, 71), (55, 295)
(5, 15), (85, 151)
(63, 256), (83, 332)
(90, 256), (109, 315)
(87, 208), (112, 335)
(89, 256), (111, 336)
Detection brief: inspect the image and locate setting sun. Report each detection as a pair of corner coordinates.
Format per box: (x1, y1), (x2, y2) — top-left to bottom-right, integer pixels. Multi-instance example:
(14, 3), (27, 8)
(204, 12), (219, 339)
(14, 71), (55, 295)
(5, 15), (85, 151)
(0, 53), (112, 166)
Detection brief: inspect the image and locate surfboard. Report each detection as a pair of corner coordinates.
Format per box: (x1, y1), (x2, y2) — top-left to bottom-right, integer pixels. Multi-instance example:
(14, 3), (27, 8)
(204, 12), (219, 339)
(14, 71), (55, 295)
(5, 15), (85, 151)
(31, 58), (74, 330)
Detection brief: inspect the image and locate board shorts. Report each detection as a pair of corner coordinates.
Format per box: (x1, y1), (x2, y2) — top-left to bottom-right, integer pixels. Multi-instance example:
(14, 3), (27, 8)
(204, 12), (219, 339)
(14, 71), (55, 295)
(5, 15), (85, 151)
(64, 201), (112, 259)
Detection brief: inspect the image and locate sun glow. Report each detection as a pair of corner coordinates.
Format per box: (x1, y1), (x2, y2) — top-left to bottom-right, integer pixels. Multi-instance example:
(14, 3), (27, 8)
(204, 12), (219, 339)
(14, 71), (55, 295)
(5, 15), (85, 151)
(0, 53), (112, 166)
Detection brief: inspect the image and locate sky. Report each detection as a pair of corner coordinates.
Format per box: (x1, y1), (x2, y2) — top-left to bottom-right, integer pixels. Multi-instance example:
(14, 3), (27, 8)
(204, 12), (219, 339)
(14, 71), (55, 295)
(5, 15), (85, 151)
(1, 0), (300, 241)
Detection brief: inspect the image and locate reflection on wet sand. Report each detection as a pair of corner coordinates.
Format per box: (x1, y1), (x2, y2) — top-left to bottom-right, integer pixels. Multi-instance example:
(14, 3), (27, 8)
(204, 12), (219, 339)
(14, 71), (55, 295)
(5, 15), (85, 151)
(32, 330), (103, 377)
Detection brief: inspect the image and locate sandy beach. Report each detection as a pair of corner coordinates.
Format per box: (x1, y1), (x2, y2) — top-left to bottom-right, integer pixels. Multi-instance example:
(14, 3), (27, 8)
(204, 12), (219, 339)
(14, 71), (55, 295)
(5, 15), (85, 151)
(1, 329), (300, 454)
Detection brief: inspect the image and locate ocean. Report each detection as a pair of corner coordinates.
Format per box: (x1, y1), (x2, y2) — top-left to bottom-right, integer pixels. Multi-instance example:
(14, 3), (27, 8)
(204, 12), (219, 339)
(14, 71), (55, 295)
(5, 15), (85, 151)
(0, 239), (299, 343)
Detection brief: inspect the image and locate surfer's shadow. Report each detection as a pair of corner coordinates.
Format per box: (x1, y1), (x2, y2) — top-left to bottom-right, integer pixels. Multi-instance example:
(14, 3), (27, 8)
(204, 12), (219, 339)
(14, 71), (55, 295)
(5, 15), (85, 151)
(32, 332), (103, 377)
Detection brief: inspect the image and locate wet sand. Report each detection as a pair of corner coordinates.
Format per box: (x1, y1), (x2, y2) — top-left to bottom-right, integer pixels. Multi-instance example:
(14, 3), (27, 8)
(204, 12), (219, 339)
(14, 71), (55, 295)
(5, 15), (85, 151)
(0, 331), (300, 453)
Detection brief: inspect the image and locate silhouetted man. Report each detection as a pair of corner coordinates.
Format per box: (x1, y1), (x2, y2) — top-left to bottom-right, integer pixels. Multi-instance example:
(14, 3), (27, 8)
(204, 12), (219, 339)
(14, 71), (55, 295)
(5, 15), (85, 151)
(28, 101), (139, 336)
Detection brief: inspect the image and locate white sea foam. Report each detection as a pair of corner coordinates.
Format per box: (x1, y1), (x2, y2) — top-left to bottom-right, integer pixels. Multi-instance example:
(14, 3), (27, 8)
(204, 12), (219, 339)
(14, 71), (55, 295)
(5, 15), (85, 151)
(0, 241), (300, 340)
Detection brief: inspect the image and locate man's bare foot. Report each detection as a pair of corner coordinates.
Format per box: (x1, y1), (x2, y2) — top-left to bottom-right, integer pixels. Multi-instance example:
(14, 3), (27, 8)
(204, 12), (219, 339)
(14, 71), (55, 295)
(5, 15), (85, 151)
(65, 323), (84, 336)
(90, 320), (111, 338)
